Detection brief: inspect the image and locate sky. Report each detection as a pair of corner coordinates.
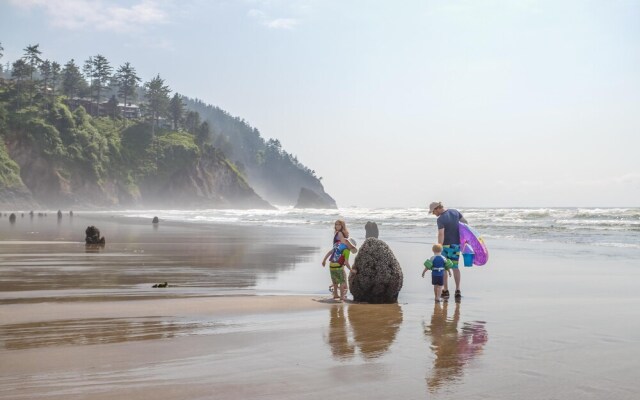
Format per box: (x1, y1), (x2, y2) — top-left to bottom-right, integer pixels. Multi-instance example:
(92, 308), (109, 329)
(1, 0), (639, 208)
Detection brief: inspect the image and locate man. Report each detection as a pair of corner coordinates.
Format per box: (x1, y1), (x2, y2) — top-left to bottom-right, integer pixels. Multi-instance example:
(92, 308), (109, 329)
(428, 201), (468, 300)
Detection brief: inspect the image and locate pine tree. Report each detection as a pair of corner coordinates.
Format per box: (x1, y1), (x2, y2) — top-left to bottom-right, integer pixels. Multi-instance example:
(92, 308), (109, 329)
(62, 59), (86, 98)
(168, 93), (185, 130)
(114, 62), (141, 108)
(22, 44), (42, 81)
(22, 44), (43, 103)
(143, 74), (171, 136)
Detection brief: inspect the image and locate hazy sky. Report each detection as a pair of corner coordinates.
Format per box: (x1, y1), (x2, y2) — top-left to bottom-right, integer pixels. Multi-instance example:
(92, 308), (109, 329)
(1, 0), (638, 208)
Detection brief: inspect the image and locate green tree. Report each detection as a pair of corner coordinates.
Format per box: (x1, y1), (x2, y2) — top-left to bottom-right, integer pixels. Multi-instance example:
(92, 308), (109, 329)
(184, 110), (201, 135)
(22, 44), (43, 103)
(61, 59), (86, 98)
(168, 93), (185, 130)
(11, 59), (30, 82)
(114, 62), (141, 108)
(39, 60), (52, 96)
(50, 61), (61, 97)
(143, 74), (171, 136)
(83, 57), (95, 111)
(196, 121), (211, 147)
(87, 55), (113, 115)
(9, 59), (31, 109)
(22, 44), (42, 81)
(0, 42), (4, 73)
(105, 95), (120, 118)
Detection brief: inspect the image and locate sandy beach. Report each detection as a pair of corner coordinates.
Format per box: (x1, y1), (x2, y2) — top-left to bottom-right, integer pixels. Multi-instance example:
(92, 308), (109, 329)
(1, 213), (639, 399)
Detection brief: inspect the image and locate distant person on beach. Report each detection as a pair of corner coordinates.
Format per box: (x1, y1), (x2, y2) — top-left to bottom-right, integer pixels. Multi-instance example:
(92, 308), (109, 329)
(422, 244), (453, 302)
(322, 237), (358, 301)
(428, 201), (468, 300)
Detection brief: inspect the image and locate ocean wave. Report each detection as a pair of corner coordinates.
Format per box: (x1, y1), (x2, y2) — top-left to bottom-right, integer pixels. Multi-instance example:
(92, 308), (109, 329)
(93, 207), (640, 251)
(573, 208), (640, 219)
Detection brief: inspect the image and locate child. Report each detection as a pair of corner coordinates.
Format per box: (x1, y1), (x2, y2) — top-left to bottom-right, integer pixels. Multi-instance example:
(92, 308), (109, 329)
(333, 219), (350, 246)
(322, 237), (358, 301)
(422, 244), (453, 302)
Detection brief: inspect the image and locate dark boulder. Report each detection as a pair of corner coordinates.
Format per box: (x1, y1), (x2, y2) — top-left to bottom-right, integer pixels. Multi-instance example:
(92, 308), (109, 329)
(85, 225), (105, 245)
(365, 221), (379, 238)
(9, 213), (16, 223)
(349, 238), (403, 304)
(294, 187), (337, 209)
(152, 216), (159, 224)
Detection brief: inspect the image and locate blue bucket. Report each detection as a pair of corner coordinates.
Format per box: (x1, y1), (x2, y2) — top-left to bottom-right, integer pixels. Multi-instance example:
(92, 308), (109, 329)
(462, 253), (474, 267)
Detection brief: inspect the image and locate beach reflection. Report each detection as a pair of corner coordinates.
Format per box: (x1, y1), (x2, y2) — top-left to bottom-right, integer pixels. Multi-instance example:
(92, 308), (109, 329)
(84, 243), (105, 253)
(0, 317), (190, 350)
(326, 303), (403, 360)
(0, 216), (318, 295)
(423, 302), (488, 392)
(327, 305), (354, 360)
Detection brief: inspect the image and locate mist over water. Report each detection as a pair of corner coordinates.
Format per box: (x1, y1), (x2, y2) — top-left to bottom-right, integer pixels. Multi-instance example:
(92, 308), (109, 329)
(94, 207), (640, 250)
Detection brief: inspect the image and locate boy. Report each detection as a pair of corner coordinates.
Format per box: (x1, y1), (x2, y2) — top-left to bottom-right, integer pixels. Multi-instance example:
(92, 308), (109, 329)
(322, 237), (358, 301)
(422, 244), (453, 302)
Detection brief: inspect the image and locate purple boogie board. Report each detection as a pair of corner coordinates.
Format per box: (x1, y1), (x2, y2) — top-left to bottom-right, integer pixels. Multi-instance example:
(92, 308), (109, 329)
(459, 222), (489, 266)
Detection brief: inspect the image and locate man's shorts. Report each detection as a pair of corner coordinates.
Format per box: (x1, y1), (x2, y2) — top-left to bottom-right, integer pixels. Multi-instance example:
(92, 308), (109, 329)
(330, 267), (346, 284)
(432, 274), (444, 286)
(442, 244), (461, 269)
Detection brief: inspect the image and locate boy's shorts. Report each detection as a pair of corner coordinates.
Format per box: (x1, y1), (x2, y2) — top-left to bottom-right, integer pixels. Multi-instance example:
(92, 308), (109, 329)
(432, 275), (444, 286)
(330, 267), (346, 284)
(442, 244), (461, 269)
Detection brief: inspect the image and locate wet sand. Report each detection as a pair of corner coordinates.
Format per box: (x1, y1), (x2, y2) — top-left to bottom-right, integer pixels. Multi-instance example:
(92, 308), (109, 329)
(1, 213), (639, 399)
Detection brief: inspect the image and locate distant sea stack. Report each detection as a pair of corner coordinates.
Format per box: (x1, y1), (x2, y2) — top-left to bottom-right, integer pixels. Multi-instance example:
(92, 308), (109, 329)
(294, 188), (337, 209)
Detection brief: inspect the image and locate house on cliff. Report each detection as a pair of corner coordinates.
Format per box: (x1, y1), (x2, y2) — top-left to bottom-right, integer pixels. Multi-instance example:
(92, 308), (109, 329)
(63, 98), (141, 119)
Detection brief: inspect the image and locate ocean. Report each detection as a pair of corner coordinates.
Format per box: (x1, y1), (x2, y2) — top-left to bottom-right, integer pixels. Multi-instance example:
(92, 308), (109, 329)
(95, 206), (640, 251)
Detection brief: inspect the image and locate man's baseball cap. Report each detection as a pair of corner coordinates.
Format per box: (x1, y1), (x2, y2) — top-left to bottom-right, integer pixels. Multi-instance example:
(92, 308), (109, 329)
(428, 201), (442, 214)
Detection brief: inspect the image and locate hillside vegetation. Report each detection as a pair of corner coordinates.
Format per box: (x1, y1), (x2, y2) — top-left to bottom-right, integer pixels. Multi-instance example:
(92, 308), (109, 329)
(0, 42), (334, 209)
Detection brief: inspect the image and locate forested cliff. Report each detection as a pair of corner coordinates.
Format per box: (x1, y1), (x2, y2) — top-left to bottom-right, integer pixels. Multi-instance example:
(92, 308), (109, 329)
(0, 43), (335, 209)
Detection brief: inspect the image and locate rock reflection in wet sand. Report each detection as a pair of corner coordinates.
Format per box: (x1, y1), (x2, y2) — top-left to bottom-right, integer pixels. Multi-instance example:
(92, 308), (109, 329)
(423, 301), (488, 392)
(326, 303), (403, 360)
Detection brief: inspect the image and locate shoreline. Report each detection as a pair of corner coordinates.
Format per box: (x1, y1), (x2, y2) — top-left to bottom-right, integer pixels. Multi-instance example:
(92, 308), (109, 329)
(0, 295), (331, 325)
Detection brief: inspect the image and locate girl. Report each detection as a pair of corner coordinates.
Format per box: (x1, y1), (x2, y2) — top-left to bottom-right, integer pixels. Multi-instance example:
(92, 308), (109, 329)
(327, 219), (351, 298)
(333, 219), (350, 246)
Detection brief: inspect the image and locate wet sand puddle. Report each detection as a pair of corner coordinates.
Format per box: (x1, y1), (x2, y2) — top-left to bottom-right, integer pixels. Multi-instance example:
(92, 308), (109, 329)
(0, 225), (319, 297)
(0, 316), (236, 350)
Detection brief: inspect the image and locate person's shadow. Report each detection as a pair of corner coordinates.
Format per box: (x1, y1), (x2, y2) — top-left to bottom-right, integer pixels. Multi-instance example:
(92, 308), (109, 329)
(423, 302), (488, 392)
(326, 303), (403, 360)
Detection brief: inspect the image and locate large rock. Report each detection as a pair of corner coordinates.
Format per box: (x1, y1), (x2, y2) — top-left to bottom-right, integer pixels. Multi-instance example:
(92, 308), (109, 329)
(294, 187), (337, 209)
(349, 238), (403, 304)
